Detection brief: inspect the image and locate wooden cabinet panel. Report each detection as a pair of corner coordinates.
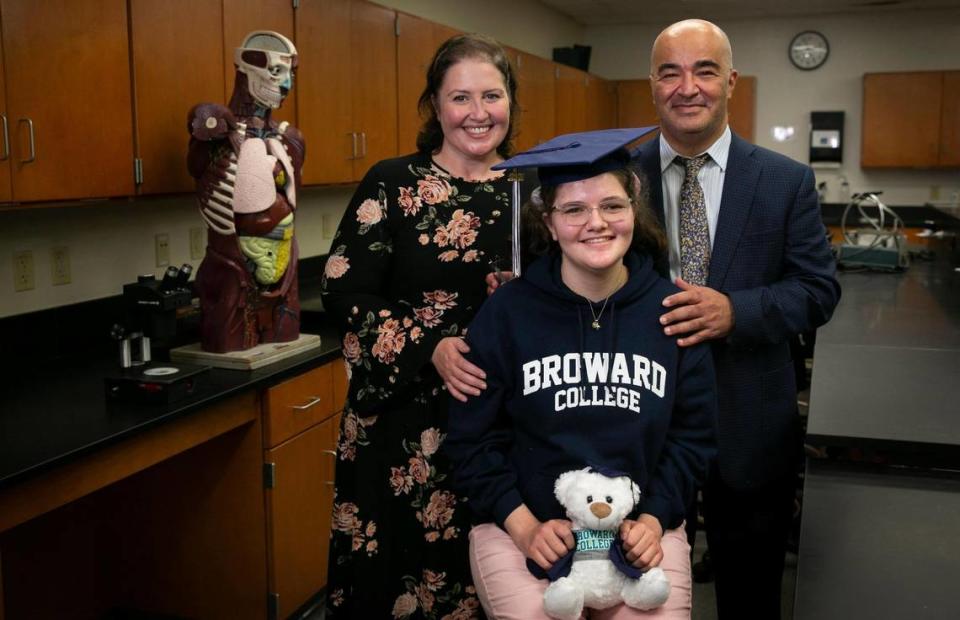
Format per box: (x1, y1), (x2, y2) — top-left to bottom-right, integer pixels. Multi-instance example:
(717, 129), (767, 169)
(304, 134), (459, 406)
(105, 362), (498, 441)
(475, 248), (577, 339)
(350, 0), (398, 180)
(515, 52), (555, 151)
(862, 72), (943, 168)
(222, 0), (297, 128)
(296, 0), (354, 184)
(262, 363), (335, 448)
(555, 64), (588, 135)
(265, 412), (340, 618)
(616, 80), (657, 128)
(729, 75), (755, 143)
(586, 75), (617, 131)
(940, 71), (960, 167)
(1, 0), (135, 202)
(297, 0), (396, 184)
(332, 358), (349, 413)
(397, 13), (436, 156)
(130, 0), (224, 195)
(0, 23), (10, 202)
(396, 14), (459, 156)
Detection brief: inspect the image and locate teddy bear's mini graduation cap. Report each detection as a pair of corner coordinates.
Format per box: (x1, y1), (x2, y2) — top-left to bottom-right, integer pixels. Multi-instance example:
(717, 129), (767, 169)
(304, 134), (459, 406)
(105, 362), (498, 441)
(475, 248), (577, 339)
(493, 127), (658, 276)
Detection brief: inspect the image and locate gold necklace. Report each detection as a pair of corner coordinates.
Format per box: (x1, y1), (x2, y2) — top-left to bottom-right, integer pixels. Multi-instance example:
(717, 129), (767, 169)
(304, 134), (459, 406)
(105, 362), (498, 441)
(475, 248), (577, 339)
(583, 268), (627, 330)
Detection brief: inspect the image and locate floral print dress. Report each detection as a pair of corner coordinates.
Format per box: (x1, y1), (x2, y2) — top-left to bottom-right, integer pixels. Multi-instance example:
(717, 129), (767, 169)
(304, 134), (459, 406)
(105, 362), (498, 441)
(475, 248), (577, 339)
(322, 152), (531, 619)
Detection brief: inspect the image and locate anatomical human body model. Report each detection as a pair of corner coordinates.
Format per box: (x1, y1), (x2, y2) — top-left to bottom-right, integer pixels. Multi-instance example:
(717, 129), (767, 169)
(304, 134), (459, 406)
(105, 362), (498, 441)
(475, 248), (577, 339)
(187, 31), (305, 352)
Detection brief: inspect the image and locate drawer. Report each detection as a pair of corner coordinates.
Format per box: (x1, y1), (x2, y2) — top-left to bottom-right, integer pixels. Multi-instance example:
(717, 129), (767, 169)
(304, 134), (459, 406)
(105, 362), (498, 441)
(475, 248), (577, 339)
(263, 363), (335, 448)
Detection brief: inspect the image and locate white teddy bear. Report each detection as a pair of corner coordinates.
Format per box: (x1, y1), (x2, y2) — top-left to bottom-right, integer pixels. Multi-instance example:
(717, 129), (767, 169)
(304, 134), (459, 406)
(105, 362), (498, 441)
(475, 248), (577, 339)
(540, 467), (671, 620)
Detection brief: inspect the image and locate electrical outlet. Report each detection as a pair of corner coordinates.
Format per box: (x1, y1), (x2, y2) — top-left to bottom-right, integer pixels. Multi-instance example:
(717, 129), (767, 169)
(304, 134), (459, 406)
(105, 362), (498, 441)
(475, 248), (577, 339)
(13, 250), (35, 292)
(322, 214), (335, 240)
(51, 246), (71, 285)
(155, 233), (170, 267)
(189, 227), (205, 260)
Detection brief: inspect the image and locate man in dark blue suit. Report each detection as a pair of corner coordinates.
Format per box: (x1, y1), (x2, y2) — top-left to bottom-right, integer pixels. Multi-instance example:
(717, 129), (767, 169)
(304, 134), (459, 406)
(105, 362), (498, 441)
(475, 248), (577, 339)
(633, 19), (841, 619)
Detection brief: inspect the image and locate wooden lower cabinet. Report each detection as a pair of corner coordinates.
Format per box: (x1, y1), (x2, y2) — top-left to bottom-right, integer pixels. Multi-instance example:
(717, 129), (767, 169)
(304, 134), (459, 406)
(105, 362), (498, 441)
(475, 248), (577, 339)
(263, 358), (345, 618)
(0, 360), (345, 620)
(265, 412), (340, 619)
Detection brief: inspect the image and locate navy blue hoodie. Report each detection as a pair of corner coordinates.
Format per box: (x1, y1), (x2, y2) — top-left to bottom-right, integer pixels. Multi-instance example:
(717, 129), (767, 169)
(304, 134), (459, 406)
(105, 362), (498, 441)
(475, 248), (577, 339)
(445, 250), (717, 531)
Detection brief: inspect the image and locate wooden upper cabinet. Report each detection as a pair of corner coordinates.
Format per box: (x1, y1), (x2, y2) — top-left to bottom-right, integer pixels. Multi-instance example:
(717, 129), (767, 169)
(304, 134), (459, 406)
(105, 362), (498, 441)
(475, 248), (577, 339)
(397, 14), (436, 156)
(616, 79), (657, 128)
(586, 76), (617, 131)
(0, 24), (11, 203)
(515, 52), (555, 152)
(862, 72), (943, 168)
(1, 0), (134, 202)
(297, 0), (397, 184)
(350, 0), (398, 180)
(130, 0), (224, 195)
(939, 71), (960, 167)
(223, 0), (297, 128)
(555, 64), (588, 135)
(297, 0), (353, 184)
(396, 13), (461, 155)
(728, 75), (756, 143)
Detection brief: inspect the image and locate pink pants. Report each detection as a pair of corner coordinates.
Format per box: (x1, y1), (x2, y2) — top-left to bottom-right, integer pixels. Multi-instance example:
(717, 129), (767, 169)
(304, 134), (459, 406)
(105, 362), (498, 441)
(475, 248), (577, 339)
(468, 522), (692, 620)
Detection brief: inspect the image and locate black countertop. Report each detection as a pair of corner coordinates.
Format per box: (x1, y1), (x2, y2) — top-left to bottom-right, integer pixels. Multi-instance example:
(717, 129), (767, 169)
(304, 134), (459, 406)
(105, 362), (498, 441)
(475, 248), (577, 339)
(806, 256), (960, 459)
(0, 313), (340, 492)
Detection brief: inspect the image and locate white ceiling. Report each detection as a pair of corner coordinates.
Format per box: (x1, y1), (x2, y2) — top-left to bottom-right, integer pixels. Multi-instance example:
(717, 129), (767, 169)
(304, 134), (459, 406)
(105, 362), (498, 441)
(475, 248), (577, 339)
(538, 0), (960, 25)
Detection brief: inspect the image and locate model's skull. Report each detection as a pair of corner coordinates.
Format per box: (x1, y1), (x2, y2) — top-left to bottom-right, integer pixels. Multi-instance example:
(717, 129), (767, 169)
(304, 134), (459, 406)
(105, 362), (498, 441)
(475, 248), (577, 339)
(235, 31), (298, 109)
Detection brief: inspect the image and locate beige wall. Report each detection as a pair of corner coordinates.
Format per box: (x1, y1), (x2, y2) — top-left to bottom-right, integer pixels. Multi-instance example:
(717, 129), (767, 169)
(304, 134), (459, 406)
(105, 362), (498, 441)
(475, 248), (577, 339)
(584, 8), (960, 206)
(0, 188), (353, 318)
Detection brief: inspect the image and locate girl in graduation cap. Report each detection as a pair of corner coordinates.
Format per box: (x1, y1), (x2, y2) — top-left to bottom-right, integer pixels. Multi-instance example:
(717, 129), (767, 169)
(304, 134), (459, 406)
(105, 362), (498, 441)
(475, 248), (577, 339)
(445, 128), (717, 619)
(321, 34), (536, 619)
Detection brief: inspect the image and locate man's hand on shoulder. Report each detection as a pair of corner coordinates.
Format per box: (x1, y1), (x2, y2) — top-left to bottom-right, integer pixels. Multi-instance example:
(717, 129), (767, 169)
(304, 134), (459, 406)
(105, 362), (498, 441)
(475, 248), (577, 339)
(660, 277), (734, 346)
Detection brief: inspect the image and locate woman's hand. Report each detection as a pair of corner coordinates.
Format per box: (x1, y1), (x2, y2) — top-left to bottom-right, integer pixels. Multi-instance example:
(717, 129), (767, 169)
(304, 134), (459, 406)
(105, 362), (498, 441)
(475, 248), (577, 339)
(431, 337), (487, 402)
(619, 513), (664, 569)
(505, 505), (575, 570)
(485, 271), (514, 296)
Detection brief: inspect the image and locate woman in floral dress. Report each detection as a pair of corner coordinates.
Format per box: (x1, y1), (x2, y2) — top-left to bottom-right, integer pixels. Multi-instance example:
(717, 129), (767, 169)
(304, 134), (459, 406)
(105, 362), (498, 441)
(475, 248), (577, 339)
(322, 34), (533, 619)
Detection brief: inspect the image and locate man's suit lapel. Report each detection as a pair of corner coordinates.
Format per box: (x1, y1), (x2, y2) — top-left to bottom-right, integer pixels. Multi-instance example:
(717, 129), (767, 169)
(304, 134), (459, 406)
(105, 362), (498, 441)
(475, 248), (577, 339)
(708, 134), (761, 289)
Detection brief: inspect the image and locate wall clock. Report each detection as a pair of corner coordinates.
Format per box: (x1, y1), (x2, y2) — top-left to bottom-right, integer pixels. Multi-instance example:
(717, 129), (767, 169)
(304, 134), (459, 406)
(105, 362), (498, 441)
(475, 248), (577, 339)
(789, 31), (829, 70)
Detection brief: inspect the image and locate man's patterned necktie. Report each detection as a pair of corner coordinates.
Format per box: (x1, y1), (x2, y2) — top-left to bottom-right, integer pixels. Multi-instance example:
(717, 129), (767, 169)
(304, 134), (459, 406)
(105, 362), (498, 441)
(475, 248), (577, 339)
(676, 154), (712, 286)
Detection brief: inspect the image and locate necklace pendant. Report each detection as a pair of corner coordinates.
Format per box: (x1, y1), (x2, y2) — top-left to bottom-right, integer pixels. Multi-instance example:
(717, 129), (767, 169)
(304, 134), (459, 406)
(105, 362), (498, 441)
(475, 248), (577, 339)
(591, 320), (601, 330)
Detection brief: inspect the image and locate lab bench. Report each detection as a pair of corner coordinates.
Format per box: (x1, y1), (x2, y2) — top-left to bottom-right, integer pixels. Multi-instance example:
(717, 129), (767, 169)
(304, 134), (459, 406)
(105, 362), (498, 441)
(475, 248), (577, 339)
(0, 315), (344, 620)
(796, 252), (960, 619)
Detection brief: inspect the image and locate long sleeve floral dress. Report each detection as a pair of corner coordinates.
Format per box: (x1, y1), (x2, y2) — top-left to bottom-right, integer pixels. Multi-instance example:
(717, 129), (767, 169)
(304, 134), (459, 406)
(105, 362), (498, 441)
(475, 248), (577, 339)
(322, 152), (531, 619)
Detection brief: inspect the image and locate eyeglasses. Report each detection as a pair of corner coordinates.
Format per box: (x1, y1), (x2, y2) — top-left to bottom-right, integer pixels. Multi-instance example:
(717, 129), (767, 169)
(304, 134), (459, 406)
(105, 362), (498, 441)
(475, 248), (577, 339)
(552, 201), (632, 226)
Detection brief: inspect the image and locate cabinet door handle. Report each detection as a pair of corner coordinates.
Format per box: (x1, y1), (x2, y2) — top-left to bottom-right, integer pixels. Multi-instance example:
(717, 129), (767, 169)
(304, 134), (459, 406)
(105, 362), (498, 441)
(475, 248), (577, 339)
(18, 118), (36, 163)
(360, 131), (367, 158)
(291, 395), (322, 411)
(348, 132), (357, 160)
(321, 449), (337, 457)
(0, 115), (9, 161)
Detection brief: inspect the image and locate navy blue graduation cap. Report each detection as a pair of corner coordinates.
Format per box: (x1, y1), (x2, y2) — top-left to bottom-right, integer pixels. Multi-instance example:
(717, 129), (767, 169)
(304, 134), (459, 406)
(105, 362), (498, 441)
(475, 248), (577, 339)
(494, 127), (658, 276)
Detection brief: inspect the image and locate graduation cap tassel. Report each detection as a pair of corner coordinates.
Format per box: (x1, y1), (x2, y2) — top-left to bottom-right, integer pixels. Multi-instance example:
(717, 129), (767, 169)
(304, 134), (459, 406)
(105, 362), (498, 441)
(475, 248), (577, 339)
(510, 175), (522, 278)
